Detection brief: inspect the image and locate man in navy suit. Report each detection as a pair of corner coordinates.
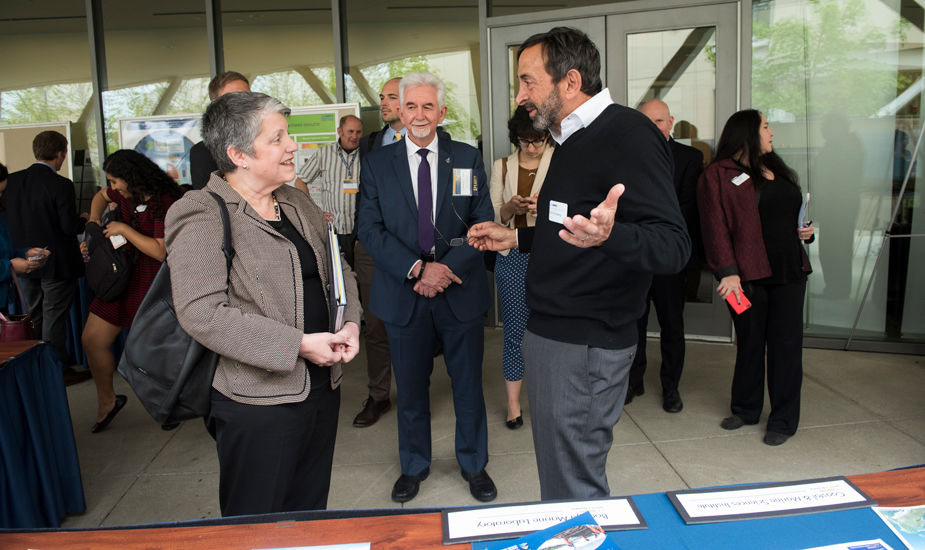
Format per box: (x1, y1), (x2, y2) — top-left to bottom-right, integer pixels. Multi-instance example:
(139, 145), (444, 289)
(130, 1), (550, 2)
(4, 131), (89, 385)
(350, 77), (405, 429)
(358, 72), (496, 504)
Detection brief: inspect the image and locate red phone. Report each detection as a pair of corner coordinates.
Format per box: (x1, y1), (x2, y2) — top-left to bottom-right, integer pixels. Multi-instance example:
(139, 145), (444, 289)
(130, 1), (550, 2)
(726, 291), (752, 314)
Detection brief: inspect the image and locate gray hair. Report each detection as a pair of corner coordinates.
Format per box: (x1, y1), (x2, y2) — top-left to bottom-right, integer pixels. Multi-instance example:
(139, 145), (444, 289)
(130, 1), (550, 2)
(399, 72), (446, 109)
(201, 91), (291, 175)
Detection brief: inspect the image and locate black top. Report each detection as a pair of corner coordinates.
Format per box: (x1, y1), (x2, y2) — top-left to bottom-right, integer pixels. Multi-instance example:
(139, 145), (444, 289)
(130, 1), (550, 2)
(753, 176), (807, 285)
(190, 141), (218, 191)
(267, 210), (330, 390)
(518, 103), (691, 349)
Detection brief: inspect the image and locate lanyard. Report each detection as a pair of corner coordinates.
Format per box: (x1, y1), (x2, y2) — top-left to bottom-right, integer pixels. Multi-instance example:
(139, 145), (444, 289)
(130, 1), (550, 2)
(338, 150), (356, 179)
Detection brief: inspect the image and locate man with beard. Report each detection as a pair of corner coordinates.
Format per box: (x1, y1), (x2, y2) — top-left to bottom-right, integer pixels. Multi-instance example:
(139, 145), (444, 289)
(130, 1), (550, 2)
(358, 72), (496, 504)
(468, 27), (690, 500)
(294, 114), (363, 266)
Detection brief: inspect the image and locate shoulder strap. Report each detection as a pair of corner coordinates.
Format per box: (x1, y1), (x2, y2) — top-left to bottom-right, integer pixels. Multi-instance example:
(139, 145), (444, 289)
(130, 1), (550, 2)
(207, 192), (235, 287)
(502, 157), (507, 186)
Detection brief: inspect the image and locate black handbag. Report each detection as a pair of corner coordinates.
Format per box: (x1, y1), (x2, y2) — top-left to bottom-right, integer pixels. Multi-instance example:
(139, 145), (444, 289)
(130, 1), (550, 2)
(85, 206), (138, 302)
(117, 192), (234, 426)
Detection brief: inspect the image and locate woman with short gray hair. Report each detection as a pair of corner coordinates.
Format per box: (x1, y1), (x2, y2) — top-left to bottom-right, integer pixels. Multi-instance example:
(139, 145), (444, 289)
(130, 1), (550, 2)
(165, 91), (362, 515)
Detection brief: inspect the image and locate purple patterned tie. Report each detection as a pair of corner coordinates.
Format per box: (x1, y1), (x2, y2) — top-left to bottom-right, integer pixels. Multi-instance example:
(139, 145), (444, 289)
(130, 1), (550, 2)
(417, 149), (434, 253)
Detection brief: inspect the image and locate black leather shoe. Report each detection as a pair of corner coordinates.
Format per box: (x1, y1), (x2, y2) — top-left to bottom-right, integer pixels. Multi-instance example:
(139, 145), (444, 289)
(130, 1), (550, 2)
(721, 415), (758, 430)
(353, 397), (392, 427)
(461, 469), (497, 502)
(624, 383), (644, 406)
(391, 467), (429, 503)
(506, 415), (523, 430)
(91, 395), (127, 433)
(662, 390), (683, 413)
(764, 432), (790, 446)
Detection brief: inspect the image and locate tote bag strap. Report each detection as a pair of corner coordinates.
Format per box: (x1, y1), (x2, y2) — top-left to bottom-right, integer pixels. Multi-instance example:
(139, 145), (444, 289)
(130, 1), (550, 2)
(10, 272), (29, 315)
(206, 192), (235, 286)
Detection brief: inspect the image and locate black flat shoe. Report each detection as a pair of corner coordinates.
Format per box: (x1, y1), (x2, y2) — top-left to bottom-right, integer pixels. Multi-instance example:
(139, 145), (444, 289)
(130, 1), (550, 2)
(91, 395), (127, 433)
(161, 422), (181, 431)
(506, 415), (523, 430)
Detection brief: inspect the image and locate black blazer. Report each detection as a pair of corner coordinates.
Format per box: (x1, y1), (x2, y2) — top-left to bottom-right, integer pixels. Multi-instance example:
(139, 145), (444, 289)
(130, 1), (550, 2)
(190, 141), (218, 190)
(670, 138), (704, 269)
(3, 163), (86, 279)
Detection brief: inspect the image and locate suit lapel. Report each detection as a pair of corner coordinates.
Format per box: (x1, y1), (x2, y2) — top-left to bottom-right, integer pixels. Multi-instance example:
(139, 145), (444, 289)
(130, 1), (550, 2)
(434, 137), (452, 222)
(391, 140), (418, 216)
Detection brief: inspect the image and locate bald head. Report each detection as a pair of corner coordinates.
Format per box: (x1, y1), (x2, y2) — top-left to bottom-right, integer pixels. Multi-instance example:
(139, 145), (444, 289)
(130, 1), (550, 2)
(338, 115), (363, 151)
(640, 99), (673, 140)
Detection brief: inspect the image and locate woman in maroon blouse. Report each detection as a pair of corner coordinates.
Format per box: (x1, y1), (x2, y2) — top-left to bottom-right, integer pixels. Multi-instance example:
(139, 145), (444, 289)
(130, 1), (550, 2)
(82, 150), (181, 433)
(698, 110), (815, 446)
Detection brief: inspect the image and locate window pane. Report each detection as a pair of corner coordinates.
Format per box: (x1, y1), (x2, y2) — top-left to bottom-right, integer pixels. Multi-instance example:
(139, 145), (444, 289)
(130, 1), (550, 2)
(345, 1), (481, 147)
(0, 1), (95, 165)
(222, 0), (335, 108)
(100, 1), (210, 157)
(752, 0), (924, 344)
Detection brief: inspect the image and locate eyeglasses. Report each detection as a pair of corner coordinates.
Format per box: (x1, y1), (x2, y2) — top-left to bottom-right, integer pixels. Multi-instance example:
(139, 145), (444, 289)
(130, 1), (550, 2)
(432, 203), (471, 247)
(517, 139), (547, 149)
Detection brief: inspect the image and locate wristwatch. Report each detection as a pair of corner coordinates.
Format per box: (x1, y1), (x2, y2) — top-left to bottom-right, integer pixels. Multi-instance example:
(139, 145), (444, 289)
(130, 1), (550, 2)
(416, 258), (428, 281)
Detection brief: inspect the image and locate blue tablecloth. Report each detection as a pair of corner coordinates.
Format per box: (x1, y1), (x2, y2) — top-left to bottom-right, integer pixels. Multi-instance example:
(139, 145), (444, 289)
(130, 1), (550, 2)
(474, 493), (907, 550)
(0, 342), (85, 528)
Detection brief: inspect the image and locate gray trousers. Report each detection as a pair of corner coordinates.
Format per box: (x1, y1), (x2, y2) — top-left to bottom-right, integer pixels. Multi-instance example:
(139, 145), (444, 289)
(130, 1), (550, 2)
(353, 241), (392, 402)
(522, 329), (636, 501)
(20, 278), (78, 368)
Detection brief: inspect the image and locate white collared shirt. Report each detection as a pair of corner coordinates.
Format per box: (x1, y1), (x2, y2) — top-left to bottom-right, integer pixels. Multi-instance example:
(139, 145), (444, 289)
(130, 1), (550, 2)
(406, 133), (440, 227)
(549, 87), (615, 145)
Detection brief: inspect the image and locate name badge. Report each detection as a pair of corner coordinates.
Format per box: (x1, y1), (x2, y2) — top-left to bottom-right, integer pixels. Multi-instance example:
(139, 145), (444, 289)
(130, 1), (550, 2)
(453, 168), (478, 196)
(343, 179), (358, 194)
(549, 200), (567, 224)
(136, 204), (147, 213)
(732, 173), (750, 186)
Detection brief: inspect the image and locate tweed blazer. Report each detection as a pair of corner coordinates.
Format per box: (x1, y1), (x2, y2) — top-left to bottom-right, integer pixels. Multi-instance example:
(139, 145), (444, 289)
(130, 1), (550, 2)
(489, 145), (554, 256)
(698, 157), (812, 282)
(165, 175), (362, 406)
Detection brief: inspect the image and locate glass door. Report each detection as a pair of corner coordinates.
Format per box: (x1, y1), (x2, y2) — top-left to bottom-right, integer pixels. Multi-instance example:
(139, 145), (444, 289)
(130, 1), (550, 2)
(609, 4), (739, 341)
(488, 3), (738, 340)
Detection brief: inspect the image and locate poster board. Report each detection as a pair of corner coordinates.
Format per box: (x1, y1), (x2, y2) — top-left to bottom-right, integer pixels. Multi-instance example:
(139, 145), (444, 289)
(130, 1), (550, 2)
(119, 114), (201, 185)
(0, 121), (73, 181)
(288, 103), (361, 205)
(118, 103), (360, 202)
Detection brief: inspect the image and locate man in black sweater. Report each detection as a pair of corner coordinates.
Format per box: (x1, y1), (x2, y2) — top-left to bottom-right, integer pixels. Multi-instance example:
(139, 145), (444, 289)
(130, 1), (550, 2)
(469, 27), (690, 501)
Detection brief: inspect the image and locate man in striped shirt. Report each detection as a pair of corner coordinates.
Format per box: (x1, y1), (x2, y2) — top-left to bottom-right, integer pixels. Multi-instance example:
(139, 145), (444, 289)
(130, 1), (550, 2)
(295, 115), (363, 266)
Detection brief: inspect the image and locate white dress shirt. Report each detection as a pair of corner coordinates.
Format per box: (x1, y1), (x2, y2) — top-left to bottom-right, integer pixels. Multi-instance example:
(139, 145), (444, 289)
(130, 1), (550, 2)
(405, 133), (440, 277)
(549, 87), (615, 145)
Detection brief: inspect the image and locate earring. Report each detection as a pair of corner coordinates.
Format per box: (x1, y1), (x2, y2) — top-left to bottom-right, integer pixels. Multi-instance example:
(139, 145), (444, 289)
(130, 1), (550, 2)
(242, 163), (248, 169)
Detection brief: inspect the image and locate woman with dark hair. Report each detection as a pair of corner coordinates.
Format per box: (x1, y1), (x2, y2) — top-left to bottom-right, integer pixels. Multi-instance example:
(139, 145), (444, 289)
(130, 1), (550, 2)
(0, 162), (48, 314)
(489, 105), (555, 429)
(698, 109), (815, 446)
(82, 149), (182, 433)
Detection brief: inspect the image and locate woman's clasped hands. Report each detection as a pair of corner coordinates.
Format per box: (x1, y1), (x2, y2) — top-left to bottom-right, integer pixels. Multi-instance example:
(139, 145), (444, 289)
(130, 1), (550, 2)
(299, 321), (360, 366)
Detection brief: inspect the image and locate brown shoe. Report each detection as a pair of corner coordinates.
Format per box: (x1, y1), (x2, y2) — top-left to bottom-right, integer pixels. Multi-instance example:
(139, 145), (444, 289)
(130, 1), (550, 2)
(63, 367), (93, 387)
(353, 397), (391, 427)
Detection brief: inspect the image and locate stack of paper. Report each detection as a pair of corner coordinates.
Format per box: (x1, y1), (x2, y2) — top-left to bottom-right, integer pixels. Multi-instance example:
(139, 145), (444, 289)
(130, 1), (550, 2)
(327, 222), (347, 333)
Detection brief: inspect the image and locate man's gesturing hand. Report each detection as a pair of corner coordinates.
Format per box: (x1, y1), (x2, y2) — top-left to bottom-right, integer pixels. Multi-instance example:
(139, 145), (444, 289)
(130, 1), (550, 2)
(560, 184), (625, 248)
(467, 222), (517, 252)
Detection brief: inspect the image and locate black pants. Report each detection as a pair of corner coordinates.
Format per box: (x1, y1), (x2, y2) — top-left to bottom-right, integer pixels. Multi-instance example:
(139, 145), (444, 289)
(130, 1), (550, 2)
(730, 280), (806, 436)
(629, 271), (686, 394)
(20, 278), (78, 368)
(205, 383), (340, 516)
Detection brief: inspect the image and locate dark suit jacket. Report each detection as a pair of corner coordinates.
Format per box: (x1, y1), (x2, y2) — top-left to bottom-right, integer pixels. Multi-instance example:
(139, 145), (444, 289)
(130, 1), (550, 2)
(357, 135), (493, 327)
(669, 138), (704, 270)
(190, 141), (218, 190)
(3, 163), (86, 280)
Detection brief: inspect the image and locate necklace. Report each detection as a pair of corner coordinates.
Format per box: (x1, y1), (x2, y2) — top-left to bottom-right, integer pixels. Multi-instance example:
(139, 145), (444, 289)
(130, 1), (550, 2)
(272, 194), (281, 221)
